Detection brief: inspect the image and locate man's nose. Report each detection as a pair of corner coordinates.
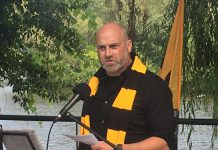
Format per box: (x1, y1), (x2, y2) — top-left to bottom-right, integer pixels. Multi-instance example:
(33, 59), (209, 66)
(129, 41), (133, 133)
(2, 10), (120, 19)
(105, 47), (112, 57)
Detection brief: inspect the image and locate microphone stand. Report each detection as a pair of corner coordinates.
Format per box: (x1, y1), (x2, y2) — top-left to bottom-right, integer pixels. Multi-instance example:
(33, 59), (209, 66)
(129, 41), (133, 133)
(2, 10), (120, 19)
(66, 112), (121, 150)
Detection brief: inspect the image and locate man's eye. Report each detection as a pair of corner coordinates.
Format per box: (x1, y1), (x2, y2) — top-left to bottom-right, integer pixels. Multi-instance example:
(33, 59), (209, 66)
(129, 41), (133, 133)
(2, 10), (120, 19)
(110, 44), (119, 49)
(97, 46), (106, 51)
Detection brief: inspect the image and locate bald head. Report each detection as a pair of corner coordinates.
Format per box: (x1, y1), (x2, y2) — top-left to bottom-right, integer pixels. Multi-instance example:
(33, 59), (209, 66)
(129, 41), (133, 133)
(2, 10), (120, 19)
(96, 22), (128, 42)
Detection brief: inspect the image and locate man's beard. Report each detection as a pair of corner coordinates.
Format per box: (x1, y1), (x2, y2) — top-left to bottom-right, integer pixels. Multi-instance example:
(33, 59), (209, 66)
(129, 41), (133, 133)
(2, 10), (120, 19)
(102, 62), (123, 74)
(101, 51), (129, 75)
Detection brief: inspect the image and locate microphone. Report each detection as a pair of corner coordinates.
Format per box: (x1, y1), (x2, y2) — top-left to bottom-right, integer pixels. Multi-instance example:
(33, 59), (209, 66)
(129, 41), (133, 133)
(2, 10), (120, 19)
(54, 83), (91, 122)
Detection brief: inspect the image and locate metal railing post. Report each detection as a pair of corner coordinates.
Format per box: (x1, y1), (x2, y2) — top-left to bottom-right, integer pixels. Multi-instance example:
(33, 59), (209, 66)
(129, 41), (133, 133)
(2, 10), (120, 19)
(174, 111), (179, 150)
(0, 125), (3, 150)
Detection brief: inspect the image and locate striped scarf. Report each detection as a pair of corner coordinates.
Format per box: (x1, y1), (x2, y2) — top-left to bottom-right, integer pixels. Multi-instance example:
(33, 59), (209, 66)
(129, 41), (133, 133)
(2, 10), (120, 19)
(80, 55), (147, 144)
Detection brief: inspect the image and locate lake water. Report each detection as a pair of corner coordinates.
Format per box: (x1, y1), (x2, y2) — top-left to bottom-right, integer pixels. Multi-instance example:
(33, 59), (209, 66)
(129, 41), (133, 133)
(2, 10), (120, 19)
(0, 86), (218, 150)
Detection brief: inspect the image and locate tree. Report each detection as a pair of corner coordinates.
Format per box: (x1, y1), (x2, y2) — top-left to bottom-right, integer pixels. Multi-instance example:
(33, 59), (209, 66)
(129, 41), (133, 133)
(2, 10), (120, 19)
(0, 0), (98, 112)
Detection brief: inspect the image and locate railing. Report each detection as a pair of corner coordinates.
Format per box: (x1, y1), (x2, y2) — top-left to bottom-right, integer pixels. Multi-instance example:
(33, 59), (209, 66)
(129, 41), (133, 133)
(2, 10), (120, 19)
(1, 114), (218, 125)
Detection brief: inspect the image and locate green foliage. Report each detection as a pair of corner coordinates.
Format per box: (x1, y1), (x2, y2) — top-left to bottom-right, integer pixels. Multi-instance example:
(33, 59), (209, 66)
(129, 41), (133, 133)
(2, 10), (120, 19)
(0, 0), (98, 112)
(182, 0), (217, 118)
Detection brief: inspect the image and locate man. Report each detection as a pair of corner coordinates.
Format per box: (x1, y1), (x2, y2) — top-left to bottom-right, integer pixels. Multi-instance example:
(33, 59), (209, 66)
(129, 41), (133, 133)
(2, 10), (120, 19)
(79, 22), (175, 150)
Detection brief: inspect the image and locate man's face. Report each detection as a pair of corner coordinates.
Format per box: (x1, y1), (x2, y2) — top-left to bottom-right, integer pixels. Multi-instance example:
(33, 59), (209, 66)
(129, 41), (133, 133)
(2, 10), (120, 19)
(96, 25), (132, 76)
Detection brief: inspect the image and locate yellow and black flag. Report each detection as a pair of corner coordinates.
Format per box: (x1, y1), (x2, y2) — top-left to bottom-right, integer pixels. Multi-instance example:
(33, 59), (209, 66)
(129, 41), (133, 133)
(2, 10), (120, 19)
(158, 0), (184, 111)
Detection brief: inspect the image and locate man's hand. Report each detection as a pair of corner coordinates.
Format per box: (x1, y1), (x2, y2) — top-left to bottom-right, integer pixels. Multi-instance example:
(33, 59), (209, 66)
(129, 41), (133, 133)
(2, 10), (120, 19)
(91, 141), (114, 150)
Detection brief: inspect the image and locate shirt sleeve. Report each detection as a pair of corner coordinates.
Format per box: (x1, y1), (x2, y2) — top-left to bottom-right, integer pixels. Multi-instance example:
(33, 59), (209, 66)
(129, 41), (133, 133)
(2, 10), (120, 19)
(146, 74), (176, 149)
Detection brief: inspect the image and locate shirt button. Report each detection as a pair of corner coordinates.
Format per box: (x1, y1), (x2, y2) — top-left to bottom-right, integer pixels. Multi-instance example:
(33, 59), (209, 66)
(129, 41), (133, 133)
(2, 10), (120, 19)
(105, 101), (108, 104)
(101, 120), (105, 124)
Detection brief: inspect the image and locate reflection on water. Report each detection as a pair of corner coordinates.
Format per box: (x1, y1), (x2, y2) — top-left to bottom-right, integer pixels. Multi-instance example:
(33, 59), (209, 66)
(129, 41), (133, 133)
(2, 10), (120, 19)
(0, 86), (218, 150)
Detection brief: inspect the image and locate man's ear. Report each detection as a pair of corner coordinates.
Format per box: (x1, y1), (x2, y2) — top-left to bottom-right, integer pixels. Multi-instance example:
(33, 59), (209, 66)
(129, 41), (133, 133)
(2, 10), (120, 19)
(127, 40), (132, 53)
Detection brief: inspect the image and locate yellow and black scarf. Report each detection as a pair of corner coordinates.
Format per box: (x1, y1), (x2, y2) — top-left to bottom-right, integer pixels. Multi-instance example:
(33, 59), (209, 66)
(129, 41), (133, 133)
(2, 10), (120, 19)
(80, 55), (147, 144)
